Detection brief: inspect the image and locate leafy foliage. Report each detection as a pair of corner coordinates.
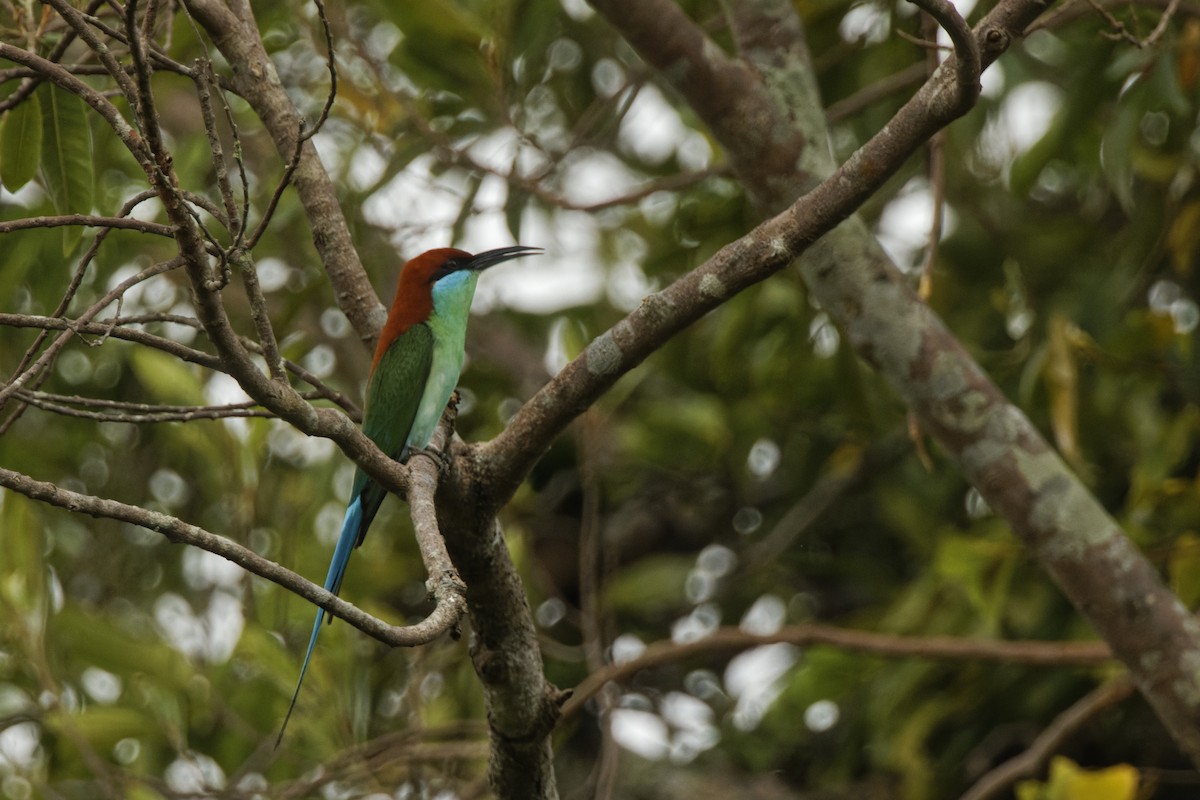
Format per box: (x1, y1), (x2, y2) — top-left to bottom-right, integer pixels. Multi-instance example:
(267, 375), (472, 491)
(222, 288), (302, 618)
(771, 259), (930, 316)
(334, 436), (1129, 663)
(3, 0), (1200, 798)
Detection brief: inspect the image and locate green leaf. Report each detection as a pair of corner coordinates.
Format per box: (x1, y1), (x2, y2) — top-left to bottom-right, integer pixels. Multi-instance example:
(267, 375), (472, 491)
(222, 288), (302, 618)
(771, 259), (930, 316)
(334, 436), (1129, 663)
(450, 172), (483, 244)
(0, 93), (43, 191)
(504, 185), (527, 241)
(0, 490), (45, 617)
(39, 84), (94, 255)
(932, 530), (1016, 633)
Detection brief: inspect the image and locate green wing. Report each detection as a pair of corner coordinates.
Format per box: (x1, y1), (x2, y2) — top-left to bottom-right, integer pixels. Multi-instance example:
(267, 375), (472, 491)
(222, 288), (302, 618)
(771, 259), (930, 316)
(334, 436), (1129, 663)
(350, 322), (433, 546)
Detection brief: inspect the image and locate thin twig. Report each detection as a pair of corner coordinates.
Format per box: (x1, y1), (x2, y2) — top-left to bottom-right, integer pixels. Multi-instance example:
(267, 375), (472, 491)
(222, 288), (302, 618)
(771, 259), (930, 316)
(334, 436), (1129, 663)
(576, 414), (619, 800)
(76, 8), (198, 79)
(958, 676), (1137, 800)
(0, 258), (185, 408)
(242, 0), (338, 250)
(243, 123), (304, 250)
(233, 249), (288, 381)
(0, 215), (175, 235)
(300, 0), (337, 143)
(825, 62), (928, 124)
(1, 190), (171, 435)
(0, 0), (108, 115)
(13, 389), (278, 423)
(1082, 0), (1181, 46)
(195, 57), (241, 238)
(897, 29), (954, 49)
(742, 434), (909, 572)
(0, 312), (223, 371)
(0, 312), (363, 419)
(43, 0), (142, 109)
(561, 626), (1112, 720)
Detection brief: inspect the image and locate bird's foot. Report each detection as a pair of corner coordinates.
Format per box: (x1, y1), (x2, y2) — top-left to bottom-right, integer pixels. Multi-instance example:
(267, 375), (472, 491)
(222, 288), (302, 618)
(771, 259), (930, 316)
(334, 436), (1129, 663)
(410, 445), (453, 476)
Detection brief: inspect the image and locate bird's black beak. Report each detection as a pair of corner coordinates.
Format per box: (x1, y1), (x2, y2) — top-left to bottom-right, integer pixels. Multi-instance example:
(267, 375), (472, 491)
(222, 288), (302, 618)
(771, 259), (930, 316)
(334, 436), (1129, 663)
(467, 245), (543, 272)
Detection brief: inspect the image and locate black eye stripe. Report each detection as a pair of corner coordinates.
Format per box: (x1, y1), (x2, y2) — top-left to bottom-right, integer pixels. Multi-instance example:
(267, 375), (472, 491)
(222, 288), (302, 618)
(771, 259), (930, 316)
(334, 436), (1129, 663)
(429, 259), (466, 282)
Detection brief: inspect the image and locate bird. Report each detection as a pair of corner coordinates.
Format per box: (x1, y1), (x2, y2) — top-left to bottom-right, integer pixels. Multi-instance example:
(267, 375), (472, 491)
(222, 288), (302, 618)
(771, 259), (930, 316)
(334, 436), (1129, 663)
(277, 244), (541, 745)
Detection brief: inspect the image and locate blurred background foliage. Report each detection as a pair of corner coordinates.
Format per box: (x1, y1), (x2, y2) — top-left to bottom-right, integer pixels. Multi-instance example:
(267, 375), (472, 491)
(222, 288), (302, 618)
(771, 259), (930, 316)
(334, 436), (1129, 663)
(3, 0), (1200, 797)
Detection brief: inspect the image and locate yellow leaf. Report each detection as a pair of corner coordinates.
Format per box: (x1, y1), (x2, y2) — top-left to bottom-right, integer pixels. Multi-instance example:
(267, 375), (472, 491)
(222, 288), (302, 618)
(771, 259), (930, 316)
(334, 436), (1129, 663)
(1026, 756), (1140, 800)
(1045, 314), (1081, 466)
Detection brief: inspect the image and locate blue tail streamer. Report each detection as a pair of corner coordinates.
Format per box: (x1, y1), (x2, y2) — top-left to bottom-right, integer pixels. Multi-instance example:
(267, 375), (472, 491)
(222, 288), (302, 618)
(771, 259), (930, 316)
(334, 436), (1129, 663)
(275, 495), (365, 747)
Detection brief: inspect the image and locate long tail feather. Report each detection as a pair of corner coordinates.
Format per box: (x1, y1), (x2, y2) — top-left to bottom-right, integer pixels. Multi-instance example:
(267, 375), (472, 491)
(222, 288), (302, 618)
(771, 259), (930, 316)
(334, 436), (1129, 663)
(275, 495), (365, 747)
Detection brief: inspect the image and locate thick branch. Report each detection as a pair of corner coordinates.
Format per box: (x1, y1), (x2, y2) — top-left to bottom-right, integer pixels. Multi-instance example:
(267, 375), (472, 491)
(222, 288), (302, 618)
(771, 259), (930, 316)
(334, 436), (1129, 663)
(475, 1), (1001, 505)
(436, 482), (564, 799)
(572, 0), (1200, 764)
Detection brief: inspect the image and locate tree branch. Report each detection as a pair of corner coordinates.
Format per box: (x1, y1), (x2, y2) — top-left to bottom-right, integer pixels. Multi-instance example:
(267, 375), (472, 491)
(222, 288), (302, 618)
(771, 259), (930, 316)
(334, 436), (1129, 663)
(181, 0), (382, 340)
(0, 466), (456, 649)
(11, 389), (278, 423)
(0, 313), (362, 419)
(0, 259), (185, 408)
(567, 0), (1200, 765)
(562, 624), (1113, 720)
(475, 0), (996, 508)
(958, 676), (1137, 800)
(436, 483), (566, 798)
(405, 402), (470, 641)
(0, 215), (175, 236)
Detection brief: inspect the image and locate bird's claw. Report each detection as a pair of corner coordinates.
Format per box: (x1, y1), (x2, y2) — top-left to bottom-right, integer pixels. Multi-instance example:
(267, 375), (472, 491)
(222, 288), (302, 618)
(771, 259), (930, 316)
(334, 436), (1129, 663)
(410, 445), (452, 476)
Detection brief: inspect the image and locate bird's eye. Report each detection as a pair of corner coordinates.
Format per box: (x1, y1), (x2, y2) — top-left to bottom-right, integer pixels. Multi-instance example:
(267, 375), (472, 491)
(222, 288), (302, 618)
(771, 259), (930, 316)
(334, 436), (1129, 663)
(430, 259), (465, 282)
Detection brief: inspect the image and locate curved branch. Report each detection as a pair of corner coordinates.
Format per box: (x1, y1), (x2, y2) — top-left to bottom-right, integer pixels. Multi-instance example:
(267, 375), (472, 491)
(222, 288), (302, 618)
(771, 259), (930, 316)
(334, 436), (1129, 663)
(405, 401), (470, 639)
(825, 62), (928, 124)
(909, 0), (981, 103)
(0, 466), (454, 649)
(562, 624), (1113, 720)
